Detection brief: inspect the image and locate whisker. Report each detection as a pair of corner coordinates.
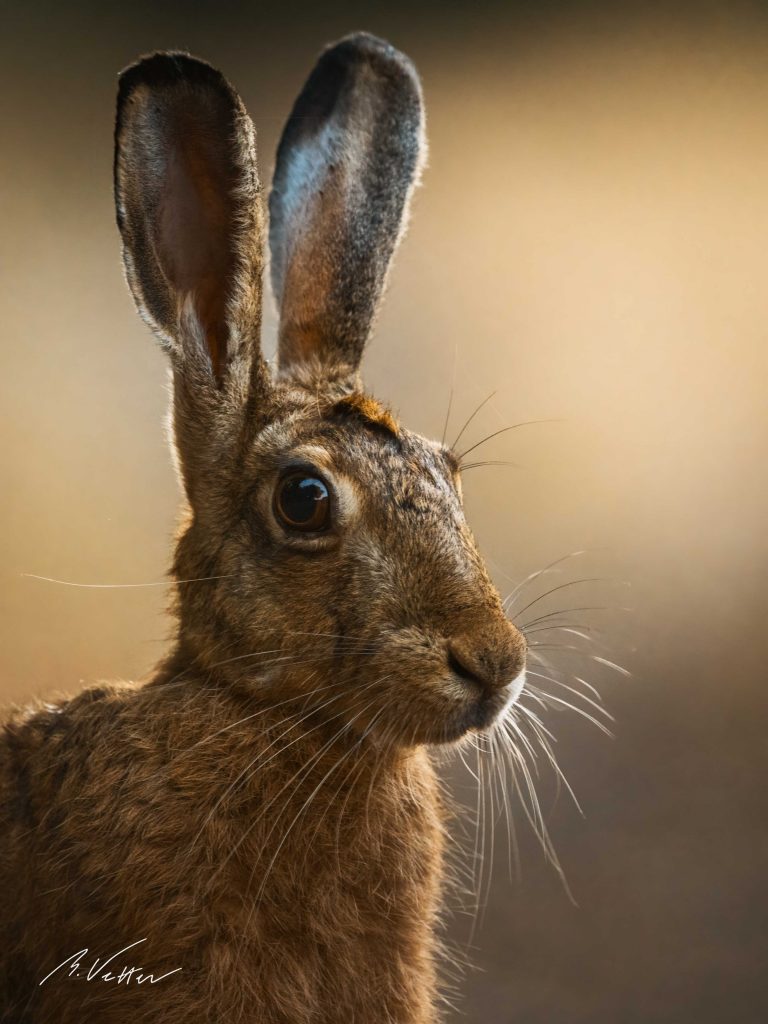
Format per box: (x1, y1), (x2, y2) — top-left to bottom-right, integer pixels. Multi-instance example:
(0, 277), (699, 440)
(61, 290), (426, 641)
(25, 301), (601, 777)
(457, 419), (560, 462)
(329, 722), (385, 875)
(519, 689), (549, 713)
(264, 629), (360, 642)
(468, 741), (487, 945)
(528, 642), (598, 655)
(182, 679), (339, 753)
(512, 709), (584, 817)
(500, 731), (575, 902)
(459, 460), (519, 472)
(306, 702), (390, 878)
(441, 343), (458, 446)
(204, 641), (377, 673)
(591, 655), (632, 677)
(520, 618), (598, 634)
(230, 700), (383, 969)
(503, 550), (588, 609)
(491, 725), (520, 882)
(479, 742), (497, 933)
(184, 677), (350, 857)
(527, 669), (612, 719)
(501, 713), (540, 770)
(450, 389), (497, 452)
(573, 675), (604, 702)
(549, 626), (595, 642)
(521, 605), (625, 628)
(512, 579), (605, 618)
(248, 693), (383, 907)
(21, 572), (236, 589)
(527, 685), (614, 737)
(207, 677), (385, 893)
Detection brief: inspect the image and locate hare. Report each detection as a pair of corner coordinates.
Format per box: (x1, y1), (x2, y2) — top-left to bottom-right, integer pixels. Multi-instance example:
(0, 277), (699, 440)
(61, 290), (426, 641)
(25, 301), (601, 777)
(0, 33), (526, 1024)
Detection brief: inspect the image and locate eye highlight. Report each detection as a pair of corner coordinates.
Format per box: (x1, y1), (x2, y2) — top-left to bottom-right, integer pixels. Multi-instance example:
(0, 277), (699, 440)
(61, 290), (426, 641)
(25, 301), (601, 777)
(273, 471), (331, 533)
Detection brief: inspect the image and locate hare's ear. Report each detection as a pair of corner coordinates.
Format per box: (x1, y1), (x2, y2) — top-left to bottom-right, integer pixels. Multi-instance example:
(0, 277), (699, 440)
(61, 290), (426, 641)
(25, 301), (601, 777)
(114, 52), (263, 385)
(269, 33), (425, 378)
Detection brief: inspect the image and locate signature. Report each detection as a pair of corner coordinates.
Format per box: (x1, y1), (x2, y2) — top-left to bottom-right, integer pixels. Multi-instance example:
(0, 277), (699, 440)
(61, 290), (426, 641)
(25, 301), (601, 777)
(40, 938), (182, 986)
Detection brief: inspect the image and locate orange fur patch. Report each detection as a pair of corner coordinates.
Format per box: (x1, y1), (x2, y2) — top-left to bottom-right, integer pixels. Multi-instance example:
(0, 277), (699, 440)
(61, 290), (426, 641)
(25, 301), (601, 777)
(332, 393), (399, 436)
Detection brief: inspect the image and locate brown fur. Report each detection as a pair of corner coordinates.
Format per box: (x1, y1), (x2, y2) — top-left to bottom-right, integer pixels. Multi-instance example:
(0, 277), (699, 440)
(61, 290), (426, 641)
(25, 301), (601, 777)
(0, 34), (525, 1023)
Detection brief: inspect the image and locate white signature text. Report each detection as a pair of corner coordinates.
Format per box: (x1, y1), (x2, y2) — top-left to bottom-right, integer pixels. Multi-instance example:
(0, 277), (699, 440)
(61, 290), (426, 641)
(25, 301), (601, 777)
(40, 938), (182, 987)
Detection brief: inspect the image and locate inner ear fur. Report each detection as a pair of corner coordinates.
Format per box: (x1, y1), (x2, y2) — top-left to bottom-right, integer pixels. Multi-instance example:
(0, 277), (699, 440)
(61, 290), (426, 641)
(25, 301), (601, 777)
(269, 33), (426, 377)
(114, 52), (263, 382)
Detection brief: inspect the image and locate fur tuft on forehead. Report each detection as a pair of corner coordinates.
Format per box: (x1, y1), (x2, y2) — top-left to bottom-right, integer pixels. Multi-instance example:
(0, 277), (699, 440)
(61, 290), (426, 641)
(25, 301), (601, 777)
(330, 392), (399, 438)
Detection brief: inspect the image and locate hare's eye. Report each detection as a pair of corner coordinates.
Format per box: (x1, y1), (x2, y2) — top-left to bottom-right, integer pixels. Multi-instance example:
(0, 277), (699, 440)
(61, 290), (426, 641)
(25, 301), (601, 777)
(274, 472), (331, 533)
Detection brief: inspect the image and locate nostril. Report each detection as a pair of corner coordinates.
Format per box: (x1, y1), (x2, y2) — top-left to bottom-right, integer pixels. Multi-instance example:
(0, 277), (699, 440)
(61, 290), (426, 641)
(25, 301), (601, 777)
(447, 633), (525, 697)
(447, 645), (487, 689)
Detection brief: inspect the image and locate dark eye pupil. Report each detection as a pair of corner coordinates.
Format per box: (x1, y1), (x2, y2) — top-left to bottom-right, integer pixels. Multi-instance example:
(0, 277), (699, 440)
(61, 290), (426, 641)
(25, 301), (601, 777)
(283, 478), (325, 521)
(275, 474), (330, 532)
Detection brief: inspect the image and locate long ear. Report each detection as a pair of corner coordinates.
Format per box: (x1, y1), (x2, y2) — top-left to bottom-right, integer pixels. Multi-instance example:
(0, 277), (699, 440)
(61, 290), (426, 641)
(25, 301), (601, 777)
(269, 33), (425, 377)
(114, 52), (263, 385)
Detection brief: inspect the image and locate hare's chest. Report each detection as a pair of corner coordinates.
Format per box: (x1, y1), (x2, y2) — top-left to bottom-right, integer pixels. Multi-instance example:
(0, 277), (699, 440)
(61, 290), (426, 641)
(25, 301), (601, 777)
(203, 751), (444, 1022)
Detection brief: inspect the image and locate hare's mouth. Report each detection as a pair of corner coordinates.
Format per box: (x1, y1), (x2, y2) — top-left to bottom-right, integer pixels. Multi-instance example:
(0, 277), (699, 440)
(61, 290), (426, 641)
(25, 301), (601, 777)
(467, 667), (526, 731)
(503, 666), (527, 710)
(435, 665), (527, 743)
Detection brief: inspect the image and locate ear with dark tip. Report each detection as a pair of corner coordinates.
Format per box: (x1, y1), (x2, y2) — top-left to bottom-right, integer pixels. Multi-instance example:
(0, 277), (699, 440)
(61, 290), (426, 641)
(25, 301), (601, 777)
(269, 32), (426, 377)
(114, 51), (263, 384)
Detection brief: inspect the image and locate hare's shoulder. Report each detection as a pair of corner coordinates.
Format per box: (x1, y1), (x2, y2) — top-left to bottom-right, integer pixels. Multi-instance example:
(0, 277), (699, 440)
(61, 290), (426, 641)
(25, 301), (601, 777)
(0, 678), (286, 832)
(0, 682), (145, 821)
(1, 679), (138, 753)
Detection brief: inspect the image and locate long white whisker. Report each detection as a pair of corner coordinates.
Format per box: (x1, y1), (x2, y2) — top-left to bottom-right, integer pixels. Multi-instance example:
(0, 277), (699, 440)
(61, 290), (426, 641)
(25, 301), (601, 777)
(527, 685), (614, 737)
(21, 572), (235, 589)
(527, 670), (614, 722)
(591, 655), (632, 677)
(503, 550), (588, 610)
(513, 579), (604, 619)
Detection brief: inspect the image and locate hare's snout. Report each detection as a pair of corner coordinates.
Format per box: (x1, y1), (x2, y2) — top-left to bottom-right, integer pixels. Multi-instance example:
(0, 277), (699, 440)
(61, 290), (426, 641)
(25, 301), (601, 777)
(446, 621), (527, 732)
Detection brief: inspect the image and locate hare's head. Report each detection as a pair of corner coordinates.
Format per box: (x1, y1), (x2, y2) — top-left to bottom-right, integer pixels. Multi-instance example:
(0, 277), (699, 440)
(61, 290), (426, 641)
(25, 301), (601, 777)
(114, 35), (525, 747)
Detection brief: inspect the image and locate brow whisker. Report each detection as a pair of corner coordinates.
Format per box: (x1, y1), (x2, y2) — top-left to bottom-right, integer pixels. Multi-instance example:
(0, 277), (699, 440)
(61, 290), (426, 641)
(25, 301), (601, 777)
(450, 390), (497, 452)
(441, 343), (458, 445)
(459, 460), (520, 472)
(457, 419), (560, 462)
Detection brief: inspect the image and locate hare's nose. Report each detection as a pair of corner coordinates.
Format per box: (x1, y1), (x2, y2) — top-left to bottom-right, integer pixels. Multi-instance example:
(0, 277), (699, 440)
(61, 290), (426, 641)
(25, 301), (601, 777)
(446, 624), (525, 697)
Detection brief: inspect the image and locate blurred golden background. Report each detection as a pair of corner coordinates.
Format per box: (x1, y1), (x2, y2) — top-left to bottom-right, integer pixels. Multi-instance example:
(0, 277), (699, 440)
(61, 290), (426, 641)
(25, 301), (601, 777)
(1, 1), (766, 1020)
